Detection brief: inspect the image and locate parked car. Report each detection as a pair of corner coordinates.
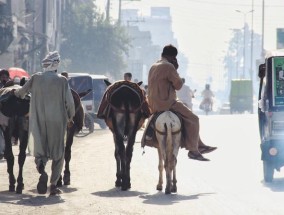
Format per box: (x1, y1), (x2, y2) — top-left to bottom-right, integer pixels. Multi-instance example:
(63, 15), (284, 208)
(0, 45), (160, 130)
(219, 102), (231, 114)
(68, 73), (94, 132)
(90, 74), (109, 129)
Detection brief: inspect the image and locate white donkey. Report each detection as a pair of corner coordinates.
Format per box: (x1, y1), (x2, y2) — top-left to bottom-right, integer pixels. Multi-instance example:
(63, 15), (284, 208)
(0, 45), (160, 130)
(155, 111), (182, 194)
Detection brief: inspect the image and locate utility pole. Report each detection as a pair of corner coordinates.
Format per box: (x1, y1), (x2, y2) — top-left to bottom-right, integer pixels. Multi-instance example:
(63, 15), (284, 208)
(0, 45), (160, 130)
(250, 0), (254, 81)
(32, 6), (35, 74)
(261, 0), (265, 58)
(106, 0), (110, 22)
(118, 0), (122, 25)
(236, 9), (253, 79)
(117, 0), (141, 25)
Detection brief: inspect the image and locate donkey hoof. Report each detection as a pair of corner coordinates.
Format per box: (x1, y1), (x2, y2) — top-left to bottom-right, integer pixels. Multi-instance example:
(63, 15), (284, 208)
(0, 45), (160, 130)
(171, 186), (177, 193)
(156, 185), (163, 191)
(115, 180), (122, 187)
(9, 185), (15, 192)
(121, 185), (129, 191)
(57, 180), (63, 187)
(121, 181), (131, 191)
(127, 182), (131, 189)
(165, 188), (171, 195)
(121, 187), (127, 191)
(64, 180), (70, 186)
(16, 184), (24, 194)
(63, 174), (70, 185)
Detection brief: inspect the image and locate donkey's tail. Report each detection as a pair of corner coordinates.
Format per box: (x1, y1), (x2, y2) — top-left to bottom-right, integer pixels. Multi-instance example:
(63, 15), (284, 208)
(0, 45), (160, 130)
(165, 122), (174, 165)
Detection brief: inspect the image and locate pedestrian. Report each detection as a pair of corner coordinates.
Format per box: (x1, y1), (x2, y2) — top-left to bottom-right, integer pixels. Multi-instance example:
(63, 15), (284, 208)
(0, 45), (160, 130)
(200, 84), (214, 111)
(0, 69), (10, 88)
(124, 72), (132, 81)
(12, 51), (75, 195)
(177, 78), (195, 110)
(142, 44), (217, 161)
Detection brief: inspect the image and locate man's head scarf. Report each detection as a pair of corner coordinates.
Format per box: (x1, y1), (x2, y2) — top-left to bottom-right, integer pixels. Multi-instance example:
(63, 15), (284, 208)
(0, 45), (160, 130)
(42, 51), (60, 72)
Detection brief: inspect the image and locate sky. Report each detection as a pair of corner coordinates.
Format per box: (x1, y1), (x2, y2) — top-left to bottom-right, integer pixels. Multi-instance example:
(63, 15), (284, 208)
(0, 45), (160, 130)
(96, 0), (284, 92)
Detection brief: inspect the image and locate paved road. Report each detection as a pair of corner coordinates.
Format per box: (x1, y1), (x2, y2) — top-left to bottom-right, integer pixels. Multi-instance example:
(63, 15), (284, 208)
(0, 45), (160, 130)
(1, 114), (284, 215)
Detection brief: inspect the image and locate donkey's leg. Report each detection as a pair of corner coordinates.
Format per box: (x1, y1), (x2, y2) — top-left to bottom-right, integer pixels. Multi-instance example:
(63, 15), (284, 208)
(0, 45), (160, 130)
(156, 147), (164, 191)
(165, 166), (172, 194)
(117, 139), (127, 191)
(3, 129), (16, 192)
(171, 157), (177, 193)
(114, 134), (123, 188)
(114, 147), (122, 187)
(171, 134), (180, 193)
(16, 126), (28, 194)
(125, 135), (136, 190)
(63, 126), (76, 186)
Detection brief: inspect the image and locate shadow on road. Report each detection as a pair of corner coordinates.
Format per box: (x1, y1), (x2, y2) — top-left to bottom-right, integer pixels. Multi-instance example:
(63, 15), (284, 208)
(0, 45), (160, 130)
(139, 192), (215, 205)
(262, 178), (284, 192)
(60, 186), (78, 194)
(92, 188), (147, 198)
(0, 190), (65, 206)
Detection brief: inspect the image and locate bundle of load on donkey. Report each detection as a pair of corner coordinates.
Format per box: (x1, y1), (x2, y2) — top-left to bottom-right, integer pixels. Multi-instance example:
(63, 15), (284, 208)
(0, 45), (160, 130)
(0, 78), (184, 195)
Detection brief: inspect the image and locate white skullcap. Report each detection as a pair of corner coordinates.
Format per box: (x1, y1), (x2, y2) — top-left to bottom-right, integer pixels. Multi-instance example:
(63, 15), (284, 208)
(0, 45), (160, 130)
(42, 51), (61, 72)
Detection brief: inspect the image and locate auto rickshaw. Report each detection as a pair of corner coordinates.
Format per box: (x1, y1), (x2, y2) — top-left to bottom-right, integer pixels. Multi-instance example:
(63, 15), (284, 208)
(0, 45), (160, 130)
(258, 53), (284, 182)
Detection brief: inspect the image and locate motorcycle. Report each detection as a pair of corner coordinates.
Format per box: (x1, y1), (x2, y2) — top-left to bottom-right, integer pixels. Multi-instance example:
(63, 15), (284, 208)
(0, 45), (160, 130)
(199, 98), (212, 115)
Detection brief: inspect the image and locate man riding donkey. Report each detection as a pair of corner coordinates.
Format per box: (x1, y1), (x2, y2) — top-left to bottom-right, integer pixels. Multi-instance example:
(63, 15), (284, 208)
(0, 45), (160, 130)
(141, 44), (217, 161)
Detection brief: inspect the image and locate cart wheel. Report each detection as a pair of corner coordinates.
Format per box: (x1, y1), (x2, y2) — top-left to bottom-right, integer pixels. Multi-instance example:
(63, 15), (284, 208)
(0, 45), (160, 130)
(98, 120), (107, 129)
(84, 113), (94, 133)
(263, 160), (274, 182)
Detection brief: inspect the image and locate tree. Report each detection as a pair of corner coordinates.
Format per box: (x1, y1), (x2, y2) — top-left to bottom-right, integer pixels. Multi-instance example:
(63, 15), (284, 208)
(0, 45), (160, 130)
(60, 0), (130, 79)
(223, 25), (262, 92)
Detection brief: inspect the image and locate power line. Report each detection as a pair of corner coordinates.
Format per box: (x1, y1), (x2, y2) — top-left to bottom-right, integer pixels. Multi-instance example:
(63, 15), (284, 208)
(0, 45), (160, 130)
(182, 0), (284, 8)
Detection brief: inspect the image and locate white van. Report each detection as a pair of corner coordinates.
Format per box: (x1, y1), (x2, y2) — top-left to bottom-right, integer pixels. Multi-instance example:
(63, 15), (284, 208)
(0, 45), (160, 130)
(90, 74), (108, 129)
(68, 73), (94, 132)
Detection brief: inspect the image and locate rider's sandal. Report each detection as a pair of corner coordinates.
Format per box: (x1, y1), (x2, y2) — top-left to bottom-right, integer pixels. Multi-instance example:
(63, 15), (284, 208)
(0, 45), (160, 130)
(188, 151), (210, 161)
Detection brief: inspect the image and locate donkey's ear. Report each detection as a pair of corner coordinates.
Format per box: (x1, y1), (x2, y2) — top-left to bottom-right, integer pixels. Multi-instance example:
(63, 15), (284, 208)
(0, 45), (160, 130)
(137, 81), (143, 86)
(104, 79), (112, 86)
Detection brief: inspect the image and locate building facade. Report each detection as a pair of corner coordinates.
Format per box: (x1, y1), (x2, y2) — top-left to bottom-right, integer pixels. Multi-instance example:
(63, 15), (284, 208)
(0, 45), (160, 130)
(0, 0), (63, 74)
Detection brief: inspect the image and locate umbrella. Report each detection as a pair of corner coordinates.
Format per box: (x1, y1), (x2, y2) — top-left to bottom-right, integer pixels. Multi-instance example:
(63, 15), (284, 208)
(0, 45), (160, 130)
(8, 67), (30, 80)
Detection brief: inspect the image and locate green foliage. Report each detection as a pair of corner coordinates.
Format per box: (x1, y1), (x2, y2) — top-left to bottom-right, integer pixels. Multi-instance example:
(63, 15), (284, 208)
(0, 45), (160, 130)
(60, 0), (130, 79)
(223, 26), (262, 80)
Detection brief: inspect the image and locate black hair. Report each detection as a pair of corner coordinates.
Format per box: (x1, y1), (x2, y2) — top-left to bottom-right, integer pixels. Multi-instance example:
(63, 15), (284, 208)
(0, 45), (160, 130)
(124, 72), (132, 79)
(0, 69), (9, 77)
(161, 44), (178, 57)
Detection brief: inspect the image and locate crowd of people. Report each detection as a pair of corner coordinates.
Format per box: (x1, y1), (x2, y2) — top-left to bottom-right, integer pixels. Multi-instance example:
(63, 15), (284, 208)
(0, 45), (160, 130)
(0, 44), (217, 196)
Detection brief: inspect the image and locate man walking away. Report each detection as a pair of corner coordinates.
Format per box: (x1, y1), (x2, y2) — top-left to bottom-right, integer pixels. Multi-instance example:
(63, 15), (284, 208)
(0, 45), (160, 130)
(13, 51), (75, 195)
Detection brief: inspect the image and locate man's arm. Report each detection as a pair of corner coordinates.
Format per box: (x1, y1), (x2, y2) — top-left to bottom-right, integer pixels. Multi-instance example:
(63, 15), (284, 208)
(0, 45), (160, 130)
(14, 76), (33, 98)
(167, 65), (183, 90)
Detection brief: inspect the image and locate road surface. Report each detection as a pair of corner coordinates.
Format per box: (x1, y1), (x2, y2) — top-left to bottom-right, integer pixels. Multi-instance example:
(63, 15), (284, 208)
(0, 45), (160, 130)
(1, 114), (284, 215)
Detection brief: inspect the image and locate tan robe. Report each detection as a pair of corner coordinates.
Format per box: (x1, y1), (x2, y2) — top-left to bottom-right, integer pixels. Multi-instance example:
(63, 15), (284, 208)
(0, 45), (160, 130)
(141, 58), (203, 151)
